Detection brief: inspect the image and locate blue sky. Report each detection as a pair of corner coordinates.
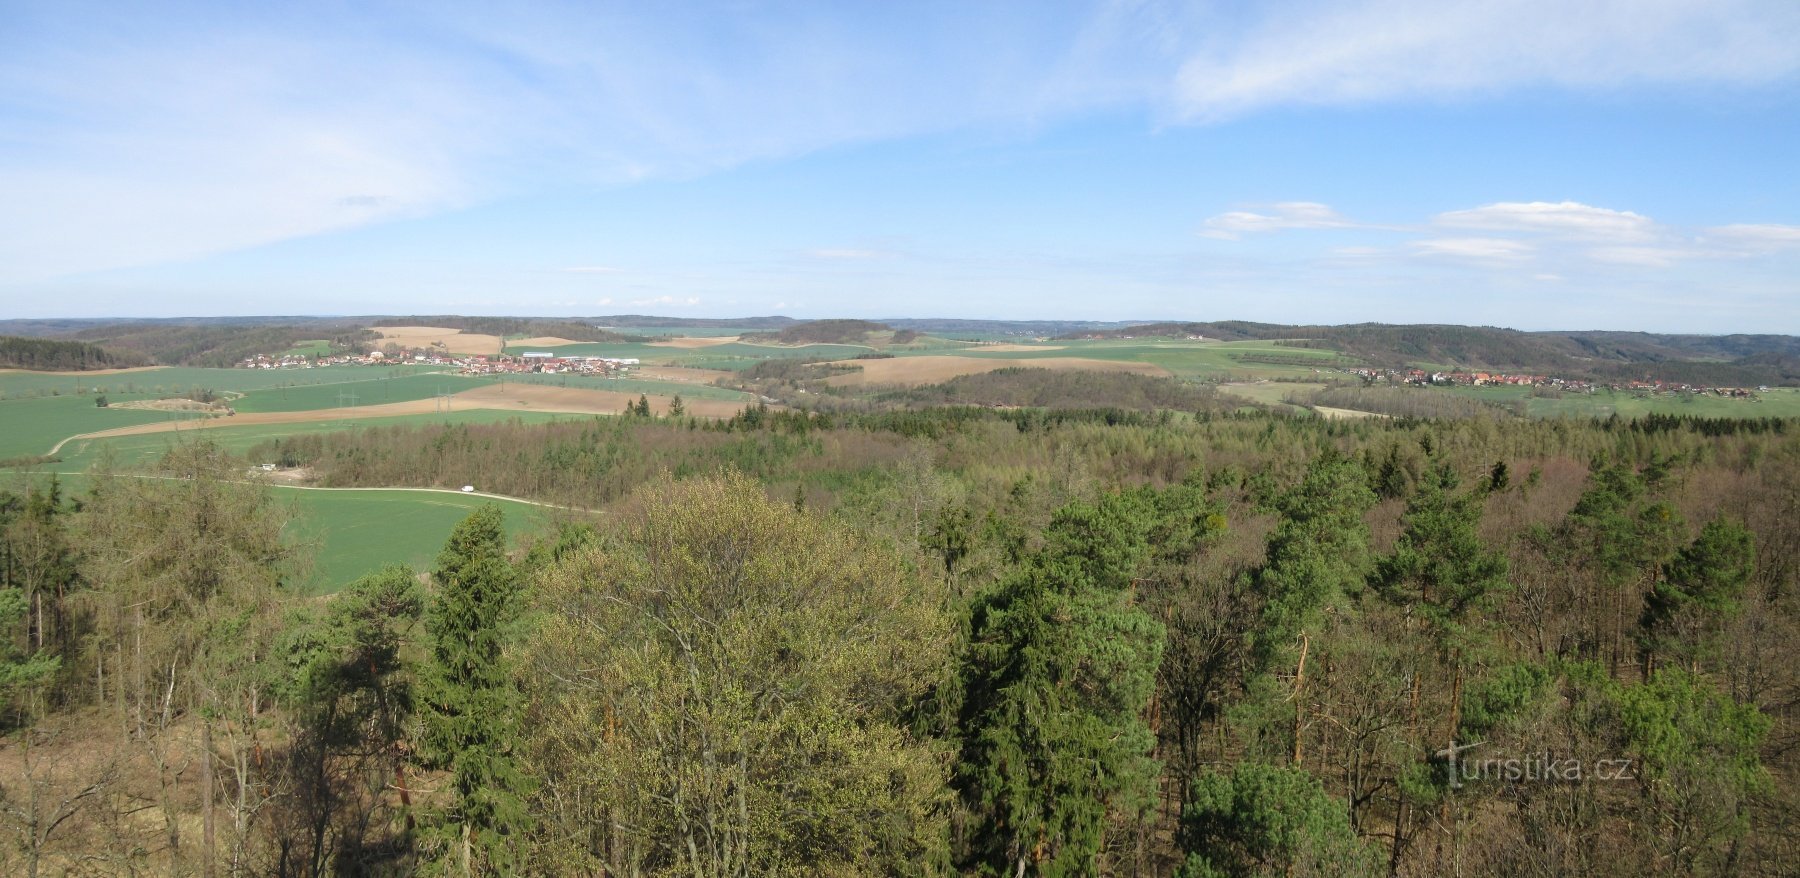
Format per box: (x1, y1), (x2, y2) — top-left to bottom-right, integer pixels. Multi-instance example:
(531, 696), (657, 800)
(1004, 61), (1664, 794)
(3, 0), (1798, 332)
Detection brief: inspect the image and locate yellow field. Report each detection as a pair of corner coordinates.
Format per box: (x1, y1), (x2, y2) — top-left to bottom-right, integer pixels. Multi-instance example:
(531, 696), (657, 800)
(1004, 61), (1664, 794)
(647, 335), (741, 348)
(824, 355), (1169, 387)
(372, 325), (504, 355)
(510, 336), (584, 347)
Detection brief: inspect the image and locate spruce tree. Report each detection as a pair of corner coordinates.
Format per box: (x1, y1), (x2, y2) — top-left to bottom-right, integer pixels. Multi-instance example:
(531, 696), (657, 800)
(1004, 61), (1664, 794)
(419, 505), (531, 876)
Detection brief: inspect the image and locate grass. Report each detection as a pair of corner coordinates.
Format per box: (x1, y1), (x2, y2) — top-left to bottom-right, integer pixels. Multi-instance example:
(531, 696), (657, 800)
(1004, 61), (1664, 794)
(281, 487), (555, 593)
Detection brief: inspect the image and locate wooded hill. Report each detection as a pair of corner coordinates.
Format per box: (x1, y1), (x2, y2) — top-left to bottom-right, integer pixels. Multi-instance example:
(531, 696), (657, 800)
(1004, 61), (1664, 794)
(741, 318), (913, 345)
(67, 322), (375, 367)
(0, 335), (150, 371)
(1065, 321), (1800, 384)
(370, 316), (646, 343)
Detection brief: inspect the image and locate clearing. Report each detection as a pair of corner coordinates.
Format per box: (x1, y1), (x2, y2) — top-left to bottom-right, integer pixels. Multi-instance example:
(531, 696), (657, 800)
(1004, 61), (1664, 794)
(824, 355), (1169, 388)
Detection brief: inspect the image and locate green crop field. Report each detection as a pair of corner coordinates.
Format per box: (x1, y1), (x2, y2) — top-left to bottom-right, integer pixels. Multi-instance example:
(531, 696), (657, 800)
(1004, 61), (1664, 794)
(0, 395), (201, 459)
(45, 409), (578, 471)
(231, 371), (488, 412)
(280, 487), (562, 593)
(1442, 384), (1800, 419)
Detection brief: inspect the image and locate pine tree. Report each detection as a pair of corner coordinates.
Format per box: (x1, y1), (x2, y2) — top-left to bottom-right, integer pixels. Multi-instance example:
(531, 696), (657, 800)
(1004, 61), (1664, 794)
(1176, 762), (1384, 878)
(1639, 517), (1755, 672)
(667, 393), (684, 417)
(955, 492), (1165, 876)
(419, 506), (531, 876)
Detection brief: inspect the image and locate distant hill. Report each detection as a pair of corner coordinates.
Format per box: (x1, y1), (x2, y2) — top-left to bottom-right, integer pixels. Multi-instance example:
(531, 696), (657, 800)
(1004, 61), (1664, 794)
(0, 335), (151, 371)
(742, 319), (900, 346)
(69, 321), (374, 368)
(1061, 321), (1800, 385)
(590, 315), (800, 330)
(372, 316), (644, 343)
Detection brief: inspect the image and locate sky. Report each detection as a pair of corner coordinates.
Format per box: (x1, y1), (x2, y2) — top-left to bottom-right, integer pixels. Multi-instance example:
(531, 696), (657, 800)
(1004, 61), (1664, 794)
(2, 0), (1798, 333)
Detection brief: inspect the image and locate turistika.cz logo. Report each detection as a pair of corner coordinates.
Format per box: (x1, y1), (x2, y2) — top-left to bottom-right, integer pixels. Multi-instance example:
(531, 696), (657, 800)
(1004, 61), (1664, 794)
(1435, 740), (1636, 790)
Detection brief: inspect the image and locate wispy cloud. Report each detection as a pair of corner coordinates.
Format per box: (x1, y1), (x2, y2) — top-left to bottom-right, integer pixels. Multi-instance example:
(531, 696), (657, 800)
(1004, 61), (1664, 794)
(1412, 237), (1535, 262)
(1172, 0), (1800, 121)
(561, 266), (623, 274)
(1198, 202), (1358, 239)
(1434, 202), (1658, 242)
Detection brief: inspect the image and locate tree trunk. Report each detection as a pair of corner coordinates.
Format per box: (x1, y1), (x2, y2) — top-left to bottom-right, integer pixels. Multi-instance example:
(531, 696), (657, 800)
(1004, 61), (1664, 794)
(1291, 631), (1310, 767)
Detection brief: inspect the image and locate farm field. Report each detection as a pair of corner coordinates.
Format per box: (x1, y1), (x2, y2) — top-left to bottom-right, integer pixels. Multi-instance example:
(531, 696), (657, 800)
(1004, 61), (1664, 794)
(279, 486), (562, 593)
(231, 371), (490, 412)
(49, 409), (577, 471)
(1440, 384), (1800, 419)
(824, 355), (1170, 387)
(373, 324), (504, 355)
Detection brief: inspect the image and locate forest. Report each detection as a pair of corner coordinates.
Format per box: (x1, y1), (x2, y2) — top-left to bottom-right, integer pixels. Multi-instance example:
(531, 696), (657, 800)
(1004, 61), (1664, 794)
(0, 337), (151, 372)
(1, 402), (1797, 876)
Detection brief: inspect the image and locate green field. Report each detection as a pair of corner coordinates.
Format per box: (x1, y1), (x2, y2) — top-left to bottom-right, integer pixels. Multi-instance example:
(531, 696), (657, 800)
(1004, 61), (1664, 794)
(46, 409), (579, 471)
(1442, 384), (1800, 419)
(231, 371), (488, 412)
(280, 487), (560, 593)
(0, 395), (202, 459)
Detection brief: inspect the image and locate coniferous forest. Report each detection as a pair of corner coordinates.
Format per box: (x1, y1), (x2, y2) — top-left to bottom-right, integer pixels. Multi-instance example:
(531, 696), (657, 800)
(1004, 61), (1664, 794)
(1, 405), (1797, 876)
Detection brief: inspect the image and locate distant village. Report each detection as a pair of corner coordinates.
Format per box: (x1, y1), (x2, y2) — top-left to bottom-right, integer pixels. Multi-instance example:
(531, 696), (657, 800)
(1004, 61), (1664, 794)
(236, 347), (640, 376)
(1336, 366), (1769, 400)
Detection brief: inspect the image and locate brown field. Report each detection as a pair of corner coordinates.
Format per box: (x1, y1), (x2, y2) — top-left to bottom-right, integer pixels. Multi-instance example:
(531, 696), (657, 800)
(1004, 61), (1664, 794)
(510, 336), (584, 347)
(647, 335), (741, 348)
(372, 325), (504, 355)
(451, 383), (749, 417)
(633, 365), (737, 384)
(824, 355), (1169, 388)
(53, 383), (751, 450)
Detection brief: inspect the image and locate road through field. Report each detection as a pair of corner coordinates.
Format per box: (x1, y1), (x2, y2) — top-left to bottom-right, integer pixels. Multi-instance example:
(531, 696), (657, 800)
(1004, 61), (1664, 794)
(45, 382), (754, 454)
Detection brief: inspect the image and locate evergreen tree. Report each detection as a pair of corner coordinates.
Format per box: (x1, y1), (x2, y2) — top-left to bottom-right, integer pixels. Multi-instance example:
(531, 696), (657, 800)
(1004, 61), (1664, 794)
(955, 493), (1165, 876)
(418, 506), (531, 876)
(667, 393), (684, 417)
(1639, 517), (1755, 672)
(1176, 762), (1383, 878)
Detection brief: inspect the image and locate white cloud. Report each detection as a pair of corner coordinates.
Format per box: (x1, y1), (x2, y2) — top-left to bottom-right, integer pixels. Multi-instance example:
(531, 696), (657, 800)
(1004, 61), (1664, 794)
(1412, 237), (1535, 262)
(1173, 0), (1800, 121)
(1434, 202), (1658, 241)
(1704, 223), (1800, 249)
(1198, 202), (1356, 239)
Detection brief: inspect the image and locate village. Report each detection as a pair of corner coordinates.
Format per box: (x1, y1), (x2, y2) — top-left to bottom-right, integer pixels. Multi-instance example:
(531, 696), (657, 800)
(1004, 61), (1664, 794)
(1335, 365), (1768, 400)
(236, 347), (641, 377)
